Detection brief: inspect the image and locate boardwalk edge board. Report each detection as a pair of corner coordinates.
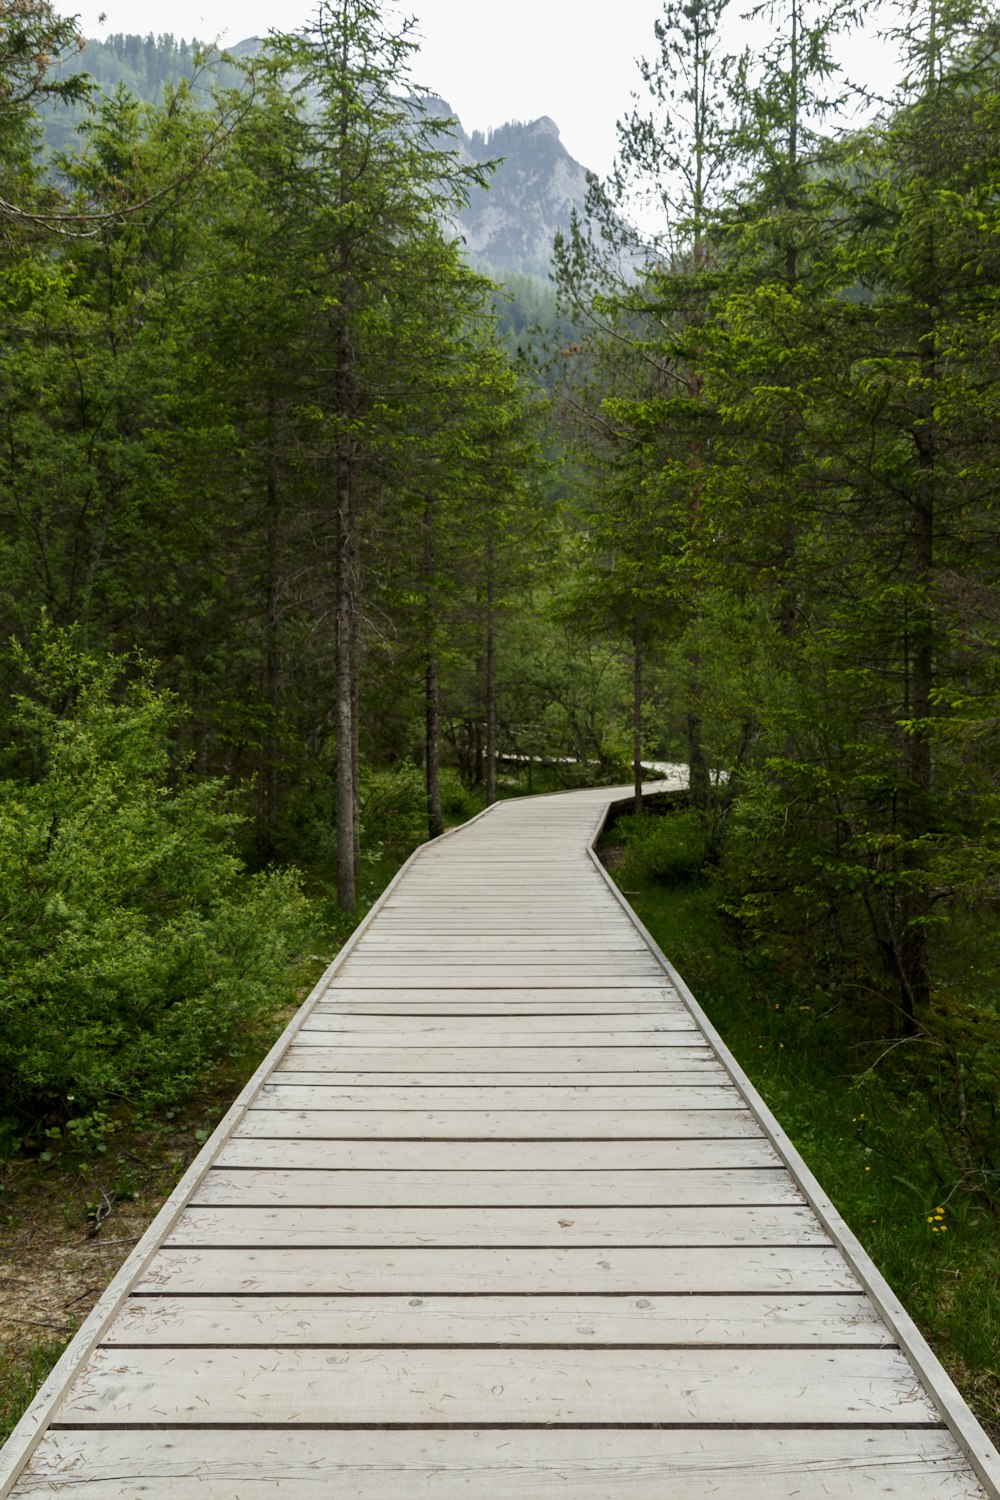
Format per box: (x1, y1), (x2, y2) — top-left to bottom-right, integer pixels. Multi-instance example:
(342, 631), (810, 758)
(0, 808), (496, 1499)
(588, 791), (1000, 1499)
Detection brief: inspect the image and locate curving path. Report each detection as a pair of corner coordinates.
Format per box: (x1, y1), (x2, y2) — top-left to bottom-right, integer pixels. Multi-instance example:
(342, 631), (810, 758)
(2, 786), (999, 1497)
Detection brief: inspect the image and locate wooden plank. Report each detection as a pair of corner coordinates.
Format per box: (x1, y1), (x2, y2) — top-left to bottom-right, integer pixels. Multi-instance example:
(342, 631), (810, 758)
(15, 1429), (987, 1500)
(135, 1245), (859, 1295)
(167, 1203), (827, 1247)
(277, 1047), (721, 1072)
(53, 1345), (931, 1427)
(368, 924), (643, 934)
(217, 1138), (779, 1171)
(103, 1290), (889, 1346)
(336, 962), (668, 980)
(324, 977), (681, 990)
(275, 1069), (731, 1086)
(306, 1014), (699, 1033)
(323, 986), (682, 999)
(197, 1166), (803, 1208)
(369, 909), (632, 915)
(256, 1084), (746, 1110)
(319, 987), (683, 1007)
(351, 936), (652, 951)
(314, 1001), (683, 1014)
(295, 1028), (705, 1047)
(376, 894), (621, 901)
(234, 1108), (762, 1140)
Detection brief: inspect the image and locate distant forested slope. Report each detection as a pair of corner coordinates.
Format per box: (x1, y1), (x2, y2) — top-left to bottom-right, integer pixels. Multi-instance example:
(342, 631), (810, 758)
(43, 32), (246, 154)
(42, 34), (595, 281)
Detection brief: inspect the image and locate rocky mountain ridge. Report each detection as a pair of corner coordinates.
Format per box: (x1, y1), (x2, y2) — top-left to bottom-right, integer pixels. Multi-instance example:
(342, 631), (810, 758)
(45, 31), (597, 281)
(416, 97), (594, 277)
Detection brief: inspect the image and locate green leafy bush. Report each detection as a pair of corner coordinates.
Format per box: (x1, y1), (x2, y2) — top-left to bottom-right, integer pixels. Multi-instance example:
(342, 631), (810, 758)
(358, 764), (428, 852)
(616, 808), (708, 886)
(0, 626), (309, 1140)
(439, 768), (477, 820)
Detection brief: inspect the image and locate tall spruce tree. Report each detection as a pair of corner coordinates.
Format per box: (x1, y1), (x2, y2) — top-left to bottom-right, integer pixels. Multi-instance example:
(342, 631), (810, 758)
(258, 2), (487, 908)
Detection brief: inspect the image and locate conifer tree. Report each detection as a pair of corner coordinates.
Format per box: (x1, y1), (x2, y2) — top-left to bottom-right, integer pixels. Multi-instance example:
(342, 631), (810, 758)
(259, 1), (488, 907)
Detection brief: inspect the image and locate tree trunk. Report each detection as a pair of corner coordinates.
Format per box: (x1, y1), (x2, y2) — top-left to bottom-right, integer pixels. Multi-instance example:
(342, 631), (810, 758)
(897, 316), (938, 1027)
(259, 395), (281, 856)
(350, 592), (361, 881)
(686, 647), (711, 812)
(334, 22), (357, 911)
(485, 534), (497, 806)
(334, 440), (356, 911)
(632, 608), (643, 816)
(424, 493), (444, 839)
(425, 648), (444, 839)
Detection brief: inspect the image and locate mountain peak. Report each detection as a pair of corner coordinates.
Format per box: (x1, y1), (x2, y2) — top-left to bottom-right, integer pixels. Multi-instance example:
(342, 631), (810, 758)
(530, 115), (560, 140)
(457, 112), (591, 277)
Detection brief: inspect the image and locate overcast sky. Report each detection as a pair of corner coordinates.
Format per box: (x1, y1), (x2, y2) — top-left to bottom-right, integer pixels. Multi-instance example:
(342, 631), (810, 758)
(71, 1), (901, 180)
(70, 1), (660, 175)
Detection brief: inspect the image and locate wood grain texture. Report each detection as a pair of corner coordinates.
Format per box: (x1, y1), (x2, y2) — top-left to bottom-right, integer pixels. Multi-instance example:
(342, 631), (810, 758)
(350, 935), (653, 951)
(314, 986), (684, 1007)
(196, 1166), (804, 1208)
(103, 1291), (887, 1347)
(54, 1345), (935, 1427)
(216, 1137), (778, 1171)
(165, 1203), (829, 1248)
(273, 1071), (732, 1089)
(303, 1014), (700, 1033)
(335, 964), (669, 981)
(233, 1109), (761, 1140)
(254, 1084), (746, 1110)
(310, 1000), (684, 1013)
(275, 1046), (722, 1073)
(293, 1027), (703, 1047)
(135, 1244), (860, 1295)
(14, 1429), (987, 1499)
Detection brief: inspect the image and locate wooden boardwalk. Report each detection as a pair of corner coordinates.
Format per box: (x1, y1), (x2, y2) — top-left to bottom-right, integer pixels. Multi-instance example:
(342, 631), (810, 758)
(3, 785), (999, 1497)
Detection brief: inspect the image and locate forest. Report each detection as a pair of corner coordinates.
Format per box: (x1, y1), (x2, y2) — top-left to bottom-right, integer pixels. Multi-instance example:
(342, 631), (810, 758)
(0, 0), (998, 1437)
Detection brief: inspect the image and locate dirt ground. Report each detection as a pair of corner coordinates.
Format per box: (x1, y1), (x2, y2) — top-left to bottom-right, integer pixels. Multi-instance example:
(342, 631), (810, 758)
(0, 1102), (228, 1438)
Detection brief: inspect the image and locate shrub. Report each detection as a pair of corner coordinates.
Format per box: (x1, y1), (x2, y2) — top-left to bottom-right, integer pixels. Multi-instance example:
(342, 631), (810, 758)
(358, 763), (428, 853)
(617, 807), (708, 886)
(439, 768), (477, 820)
(0, 625), (309, 1140)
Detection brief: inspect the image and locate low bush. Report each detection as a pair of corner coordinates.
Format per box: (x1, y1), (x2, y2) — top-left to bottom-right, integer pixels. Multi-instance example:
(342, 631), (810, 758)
(358, 763), (428, 853)
(0, 625), (309, 1147)
(616, 807), (707, 886)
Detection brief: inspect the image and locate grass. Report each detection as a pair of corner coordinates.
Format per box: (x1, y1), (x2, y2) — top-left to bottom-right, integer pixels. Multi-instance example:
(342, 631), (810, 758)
(604, 806), (1000, 1442)
(0, 1339), (67, 1444)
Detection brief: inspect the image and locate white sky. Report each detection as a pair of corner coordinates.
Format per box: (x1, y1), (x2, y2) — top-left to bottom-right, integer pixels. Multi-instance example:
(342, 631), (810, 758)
(71, 0), (902, 180)
(71, 0), (661, 176)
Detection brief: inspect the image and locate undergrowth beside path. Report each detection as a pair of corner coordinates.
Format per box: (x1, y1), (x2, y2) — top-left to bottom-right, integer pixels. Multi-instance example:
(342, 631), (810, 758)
(0, 781), (487, 1448)
(603, 807), (1000, 1444)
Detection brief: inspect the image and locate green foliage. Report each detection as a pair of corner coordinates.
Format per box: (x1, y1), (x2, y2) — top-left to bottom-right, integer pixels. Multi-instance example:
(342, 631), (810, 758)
(603, 813), (1000, 1427)
(438, 768), (478, 820)
(615, 806), (709, 886)
(0, 626), (309, 1141)
(358, 764), (428, 854)
(556, 0), (1000, 1038)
